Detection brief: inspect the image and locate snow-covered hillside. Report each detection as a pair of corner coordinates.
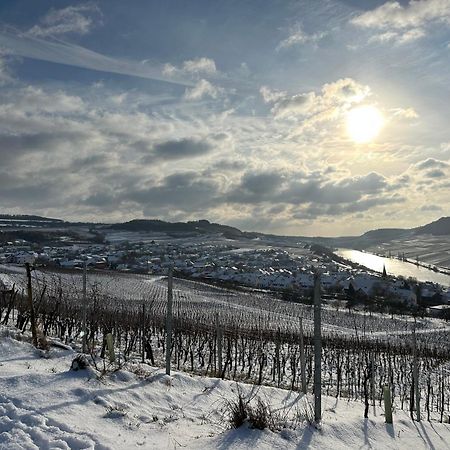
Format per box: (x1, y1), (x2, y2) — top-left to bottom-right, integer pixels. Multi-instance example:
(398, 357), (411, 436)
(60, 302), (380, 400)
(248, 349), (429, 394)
(1, 326), (449, 450)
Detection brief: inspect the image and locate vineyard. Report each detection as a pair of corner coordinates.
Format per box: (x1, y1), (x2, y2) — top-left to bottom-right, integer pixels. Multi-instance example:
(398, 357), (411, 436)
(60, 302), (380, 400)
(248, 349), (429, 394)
(1, 264), (450, 423)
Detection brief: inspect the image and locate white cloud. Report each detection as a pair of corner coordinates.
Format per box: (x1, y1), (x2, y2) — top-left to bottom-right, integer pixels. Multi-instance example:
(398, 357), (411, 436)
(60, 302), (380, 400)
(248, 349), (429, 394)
(163, 57), (217, 77)
(5, 86), (85, 114)
(392, 107), (419, 119)
(263, 78), (371, 123)
(351, 0), (450, 29)
(276, 24), (326, 51)
(182, 57), (216, 75)
(0, 28), (193, 87)
(351, 0), (450, 44)
(0, 53), (13, 85)
(27, 3), (101, 37)
(0, 74), (445, 234)
(369, 27), (426, 44)
(184, 79), (220, 101)
(162, 63), (177, 77)
(259, 86), (286, 103)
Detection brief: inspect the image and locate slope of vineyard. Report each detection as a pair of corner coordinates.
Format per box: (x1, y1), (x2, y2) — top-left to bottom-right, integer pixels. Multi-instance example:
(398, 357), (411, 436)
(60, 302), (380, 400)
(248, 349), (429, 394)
(0, 264), (445, 337)
(1, 327), (450, 450)
(1, 264), (450, 423)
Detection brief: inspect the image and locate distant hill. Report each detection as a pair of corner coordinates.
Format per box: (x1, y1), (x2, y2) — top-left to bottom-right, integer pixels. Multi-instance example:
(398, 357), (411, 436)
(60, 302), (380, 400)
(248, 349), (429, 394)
(360, 228), (408, 240)
(108, 219), (258, 239)
(1, 212), (448, 243)
(315, 216), (450, 250)
(412, 216), (450, 236)
(0, 214), (63, 223)
(358, 216), (450, 242)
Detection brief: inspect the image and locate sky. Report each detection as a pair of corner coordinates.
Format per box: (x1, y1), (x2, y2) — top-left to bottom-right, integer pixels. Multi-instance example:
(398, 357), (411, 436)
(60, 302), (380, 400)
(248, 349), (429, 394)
(0, 0), (449, 236)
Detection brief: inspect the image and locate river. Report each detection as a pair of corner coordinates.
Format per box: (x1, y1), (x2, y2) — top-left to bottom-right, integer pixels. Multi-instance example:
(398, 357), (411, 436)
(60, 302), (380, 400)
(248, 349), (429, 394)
(336, 249), (450, 287)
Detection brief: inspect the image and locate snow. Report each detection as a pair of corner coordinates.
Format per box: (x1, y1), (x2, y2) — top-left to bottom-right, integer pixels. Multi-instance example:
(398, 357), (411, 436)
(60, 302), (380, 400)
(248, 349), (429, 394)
(1, 326), (450, 449)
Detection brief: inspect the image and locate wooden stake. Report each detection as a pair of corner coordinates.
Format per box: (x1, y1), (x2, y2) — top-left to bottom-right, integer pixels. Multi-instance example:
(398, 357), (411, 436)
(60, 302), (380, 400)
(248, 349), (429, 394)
(25, 263), (38, 347)
(299, 318), (307, 394)
(313, 272), (322, 423)
(384, 385), (393, 424)
(413, 320), (421, 421)
(165, 267), (173, 376)
(216, 312), (223, 376)
(106, 333), (115, 363)
(82, 261), (87, 353)
(141, 302), (145, 364)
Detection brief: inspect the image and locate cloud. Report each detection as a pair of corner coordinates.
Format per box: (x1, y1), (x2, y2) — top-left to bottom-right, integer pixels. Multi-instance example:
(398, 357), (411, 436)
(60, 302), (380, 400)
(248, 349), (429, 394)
(0, 53), (13, 85)
(3, 86), (84, 114)
(298, 195), (405, 218)
(276, 24), (326, 51)
(351, 0), (450, 44)
(224, 169), (394, 216)
(0, 172), (61, 206)
(271, 92), (316, 118)
(351, 0), (450, 29)
(150, 138), (214, 160)
(0, 28), (193, 87)
(415, 158), (449, 170)
(262, 78), (371, 125)
(259, 86), (286, 103)
(163, 57), (217, 77)
(27, 3), (101, 37)
(420, 204), (443, 211)
(182, 57), (217, 75)
(0, 73), (444, 233)
(122, 172), (220, 213)
(369, 27), (426, 44)
(392, 107), (419, 119)
(425, 169), (446, 178)
(0, 132), (78, 162)
(226, 172), (284, 203)
(184, 79), (220, 101)
(409, 158), (450, 184)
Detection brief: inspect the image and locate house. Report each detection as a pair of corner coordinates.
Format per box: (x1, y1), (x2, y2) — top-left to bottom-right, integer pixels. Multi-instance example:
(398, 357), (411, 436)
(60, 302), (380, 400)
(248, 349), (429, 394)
(14, 252), (38, 265)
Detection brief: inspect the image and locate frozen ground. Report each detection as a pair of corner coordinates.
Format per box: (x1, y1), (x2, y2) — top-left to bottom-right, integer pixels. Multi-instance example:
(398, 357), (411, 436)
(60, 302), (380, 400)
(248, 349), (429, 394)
(1, 325), (450, 450)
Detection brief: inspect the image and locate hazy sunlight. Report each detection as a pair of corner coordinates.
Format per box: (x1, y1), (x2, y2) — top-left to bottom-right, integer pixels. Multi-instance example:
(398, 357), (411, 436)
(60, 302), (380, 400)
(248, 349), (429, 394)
(346, 105), (384, 143)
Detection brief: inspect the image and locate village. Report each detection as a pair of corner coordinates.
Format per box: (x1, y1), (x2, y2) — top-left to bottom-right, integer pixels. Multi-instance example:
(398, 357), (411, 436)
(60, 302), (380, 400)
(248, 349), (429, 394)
(1, 234), (449, 315)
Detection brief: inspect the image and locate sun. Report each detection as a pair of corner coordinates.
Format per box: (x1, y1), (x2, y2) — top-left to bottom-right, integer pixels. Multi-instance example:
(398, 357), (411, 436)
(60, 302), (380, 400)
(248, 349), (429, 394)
(346, 105), (384, 143)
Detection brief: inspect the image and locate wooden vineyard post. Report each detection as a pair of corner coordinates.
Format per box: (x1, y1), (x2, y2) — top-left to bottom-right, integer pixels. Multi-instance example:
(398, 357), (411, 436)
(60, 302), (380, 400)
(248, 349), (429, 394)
(141, 302), (145, 364)
(106, 333), (115, 363)
(82, 261), (87, 353)
(370, 353), (376, 414)
(299, 318), (307, 394)
(216, 313), (223, 377)
(313, 272), (322, 423)
(384, 385), (393, 424)
(25, 263), (38, 348)
(165, 267), (173, 376)
(276, 328), (281, 387)
(413, 321), (421, 421)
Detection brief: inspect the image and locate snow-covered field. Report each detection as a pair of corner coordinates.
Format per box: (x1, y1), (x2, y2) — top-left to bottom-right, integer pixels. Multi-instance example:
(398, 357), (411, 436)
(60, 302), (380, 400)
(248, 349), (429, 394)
(366, 235), (450, 271)
(1, 264), (444, 339)
(1, 326), (449, 450)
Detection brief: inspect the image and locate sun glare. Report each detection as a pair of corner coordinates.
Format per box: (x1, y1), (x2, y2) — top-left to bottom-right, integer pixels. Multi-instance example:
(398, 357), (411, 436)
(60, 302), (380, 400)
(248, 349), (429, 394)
(346, 105), (384, 143)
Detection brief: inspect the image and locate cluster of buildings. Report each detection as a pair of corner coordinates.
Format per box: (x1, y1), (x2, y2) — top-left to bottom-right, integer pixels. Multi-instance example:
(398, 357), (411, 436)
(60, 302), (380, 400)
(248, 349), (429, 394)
(1, 237), (449, 309)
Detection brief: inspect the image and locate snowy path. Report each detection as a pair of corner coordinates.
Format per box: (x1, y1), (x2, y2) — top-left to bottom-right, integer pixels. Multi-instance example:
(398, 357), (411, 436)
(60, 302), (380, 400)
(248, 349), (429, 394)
(0, 395), (108, 450)
(1, 326), (450, 449)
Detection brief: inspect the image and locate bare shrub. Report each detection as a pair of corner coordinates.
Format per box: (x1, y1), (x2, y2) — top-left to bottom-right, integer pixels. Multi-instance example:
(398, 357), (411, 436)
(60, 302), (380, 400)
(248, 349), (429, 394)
(227, 390), (249, 428)
(248, 397), (271, 430)
(294, 398), (315, 425)
(71, 354), (90, 371)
